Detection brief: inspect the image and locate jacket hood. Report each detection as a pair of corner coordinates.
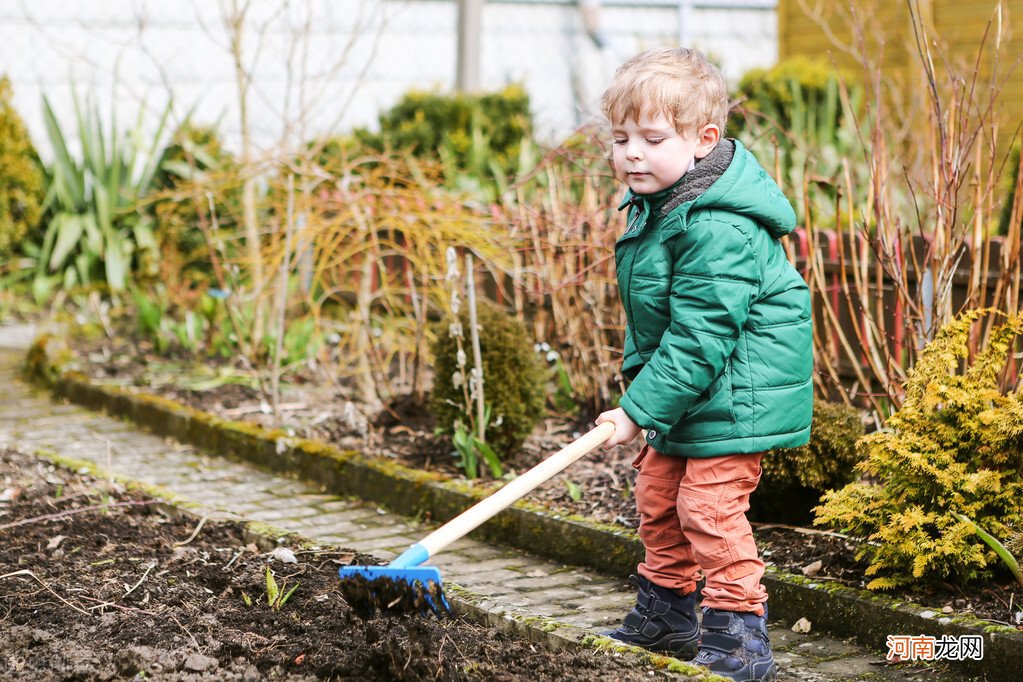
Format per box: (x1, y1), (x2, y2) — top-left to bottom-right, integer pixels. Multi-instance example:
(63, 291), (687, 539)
(661, 139), (797, 239)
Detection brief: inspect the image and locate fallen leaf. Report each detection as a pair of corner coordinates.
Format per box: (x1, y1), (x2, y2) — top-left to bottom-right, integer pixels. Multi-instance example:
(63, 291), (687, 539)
(791, 617), (812, 633)
(801, 560), (823, 577)
(0, 487), (21, 502)
(294, 653), (306, 665)
(329, 552), (356, 565)
(46, 535), (65, 550)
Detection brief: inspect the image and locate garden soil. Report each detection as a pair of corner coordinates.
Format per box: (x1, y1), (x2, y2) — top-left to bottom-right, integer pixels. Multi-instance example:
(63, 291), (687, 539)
(0, 448), (691, 681)
(72, 339), (1023, 631)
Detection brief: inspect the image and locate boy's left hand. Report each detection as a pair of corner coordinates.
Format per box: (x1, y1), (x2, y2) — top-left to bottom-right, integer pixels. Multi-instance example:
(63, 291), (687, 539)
(595, 407), (642, 448)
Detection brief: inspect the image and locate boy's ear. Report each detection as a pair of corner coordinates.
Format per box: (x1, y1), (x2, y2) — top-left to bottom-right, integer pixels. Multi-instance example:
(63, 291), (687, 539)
(693, 124), (721, 159)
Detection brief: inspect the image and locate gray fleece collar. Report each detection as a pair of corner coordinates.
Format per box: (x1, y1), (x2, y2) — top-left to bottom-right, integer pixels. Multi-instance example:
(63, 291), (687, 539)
(659, 138), (735, 216)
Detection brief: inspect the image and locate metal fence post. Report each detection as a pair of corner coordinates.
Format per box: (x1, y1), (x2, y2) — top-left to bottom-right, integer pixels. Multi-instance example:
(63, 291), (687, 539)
(457, 0), (484, 91)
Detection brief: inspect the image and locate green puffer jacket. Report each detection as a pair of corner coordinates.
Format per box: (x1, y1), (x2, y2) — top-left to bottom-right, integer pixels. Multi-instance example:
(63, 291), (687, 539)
(616, 139), (812, 457)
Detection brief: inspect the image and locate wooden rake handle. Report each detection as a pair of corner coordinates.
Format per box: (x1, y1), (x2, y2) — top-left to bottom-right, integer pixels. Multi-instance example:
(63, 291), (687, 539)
(415, 421), (616, 559)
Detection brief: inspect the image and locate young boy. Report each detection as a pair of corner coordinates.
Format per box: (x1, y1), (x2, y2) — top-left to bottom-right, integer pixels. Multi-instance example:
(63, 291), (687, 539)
(595, 47), (813, 682)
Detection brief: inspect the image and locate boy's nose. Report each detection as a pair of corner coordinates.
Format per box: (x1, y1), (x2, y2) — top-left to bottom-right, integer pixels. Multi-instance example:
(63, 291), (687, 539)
(626, 144), (643, 160)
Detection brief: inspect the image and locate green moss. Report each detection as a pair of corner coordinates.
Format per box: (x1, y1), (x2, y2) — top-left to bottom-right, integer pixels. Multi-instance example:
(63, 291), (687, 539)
(31, 448), (200, 513)
(580, 635), (725, 680)
(244, 520), (296, 543)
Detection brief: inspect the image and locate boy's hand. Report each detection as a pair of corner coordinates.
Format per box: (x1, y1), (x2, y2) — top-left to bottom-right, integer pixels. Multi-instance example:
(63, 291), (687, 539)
(595, 407), (642, 448)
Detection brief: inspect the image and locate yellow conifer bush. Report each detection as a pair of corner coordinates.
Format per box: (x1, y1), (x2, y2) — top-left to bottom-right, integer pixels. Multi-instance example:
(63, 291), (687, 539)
(0, 76), (43, 260)
(815, 309), (1023, 589)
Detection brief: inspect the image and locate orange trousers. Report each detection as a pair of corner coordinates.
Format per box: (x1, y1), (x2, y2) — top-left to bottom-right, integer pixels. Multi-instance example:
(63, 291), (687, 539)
(632, 444), (767, 615)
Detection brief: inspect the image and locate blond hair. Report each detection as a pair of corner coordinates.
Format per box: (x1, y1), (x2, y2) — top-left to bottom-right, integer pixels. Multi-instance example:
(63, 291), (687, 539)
(601, 47), (728, 136)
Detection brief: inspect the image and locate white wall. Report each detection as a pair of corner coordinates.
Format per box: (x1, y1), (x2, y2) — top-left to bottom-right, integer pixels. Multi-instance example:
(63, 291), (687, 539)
(0, 0), (777, 159)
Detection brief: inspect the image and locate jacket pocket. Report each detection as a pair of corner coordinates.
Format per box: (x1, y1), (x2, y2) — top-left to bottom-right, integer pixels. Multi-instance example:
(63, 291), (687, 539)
(670, 359), (736, 441)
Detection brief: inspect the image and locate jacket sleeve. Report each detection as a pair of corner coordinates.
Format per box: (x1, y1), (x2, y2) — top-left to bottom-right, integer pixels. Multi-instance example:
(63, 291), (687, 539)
(619, 217), (760, 434)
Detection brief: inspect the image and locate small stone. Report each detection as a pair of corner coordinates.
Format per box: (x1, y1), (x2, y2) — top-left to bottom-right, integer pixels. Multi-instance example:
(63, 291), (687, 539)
(791, 617), (812, 634)
(919, 610), (936, 619)
(942, 605), (954, 614)
(271, 547), (297, 564)
(801, 560), (823, 577)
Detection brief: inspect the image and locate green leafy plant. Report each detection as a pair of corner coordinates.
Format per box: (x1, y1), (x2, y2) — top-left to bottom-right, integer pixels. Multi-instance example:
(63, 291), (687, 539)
(264, 314), (320, 367)
(537, 342), (577, 415)
(131, 286), (170, 354)
(451, 405), (503, 479)
(170, 310), (205, 354)
(33, 89), (172, 299)
(0, 76), (44, 261)
(565, 480), (583, 502)
(265, 566), (299, 610)
(815, 309), (1023, 590)
(955, 513), (1023, 588)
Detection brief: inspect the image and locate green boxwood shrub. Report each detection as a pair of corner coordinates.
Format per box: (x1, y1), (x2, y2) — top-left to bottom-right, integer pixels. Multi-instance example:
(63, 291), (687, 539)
(430, 299), (546, 458)
(814, 309), (1023, 590)
(355, 85), (532, 177)
(729, 56), (858, 137)
(750, 399), (865, 524)
(0, 76), (44, 260)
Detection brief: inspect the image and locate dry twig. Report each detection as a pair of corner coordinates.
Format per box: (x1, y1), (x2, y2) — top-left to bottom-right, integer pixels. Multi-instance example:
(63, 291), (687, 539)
(0, 501), (149, 531)
(0, 569), (90, 616)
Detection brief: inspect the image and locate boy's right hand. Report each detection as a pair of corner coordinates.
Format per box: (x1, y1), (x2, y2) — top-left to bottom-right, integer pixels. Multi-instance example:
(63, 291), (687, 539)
(595, 407), (642, 448)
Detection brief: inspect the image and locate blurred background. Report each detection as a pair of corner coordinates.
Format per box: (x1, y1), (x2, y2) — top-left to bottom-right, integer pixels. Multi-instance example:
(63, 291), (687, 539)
(0, 0), (779, 152)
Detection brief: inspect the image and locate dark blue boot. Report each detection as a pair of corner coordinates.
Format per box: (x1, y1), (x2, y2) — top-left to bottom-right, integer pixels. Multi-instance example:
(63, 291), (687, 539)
(604, 575), (700, 659)
(690, 606), (777, 682)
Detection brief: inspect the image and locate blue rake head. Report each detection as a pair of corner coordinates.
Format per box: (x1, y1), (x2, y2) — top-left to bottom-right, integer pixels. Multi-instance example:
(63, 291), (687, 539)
(338, 561), (452, 618)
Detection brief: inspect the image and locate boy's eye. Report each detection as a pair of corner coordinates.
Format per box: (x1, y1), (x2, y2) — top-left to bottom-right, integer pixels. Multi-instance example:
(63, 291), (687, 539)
(646, 138), (665, 145)
(612, 139), (626, 145)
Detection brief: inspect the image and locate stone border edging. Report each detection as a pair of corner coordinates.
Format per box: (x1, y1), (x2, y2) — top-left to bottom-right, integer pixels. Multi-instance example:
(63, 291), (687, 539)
(25, 335), (1023, 681)
(29, 447), (719, 681)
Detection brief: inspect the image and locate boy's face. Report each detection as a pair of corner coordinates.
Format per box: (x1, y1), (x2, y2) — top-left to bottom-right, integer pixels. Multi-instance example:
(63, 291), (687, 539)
(610, 110), (719, 194)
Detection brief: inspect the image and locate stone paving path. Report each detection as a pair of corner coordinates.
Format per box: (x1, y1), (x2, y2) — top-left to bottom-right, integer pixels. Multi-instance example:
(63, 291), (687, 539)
(0, 324), (945, 681)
